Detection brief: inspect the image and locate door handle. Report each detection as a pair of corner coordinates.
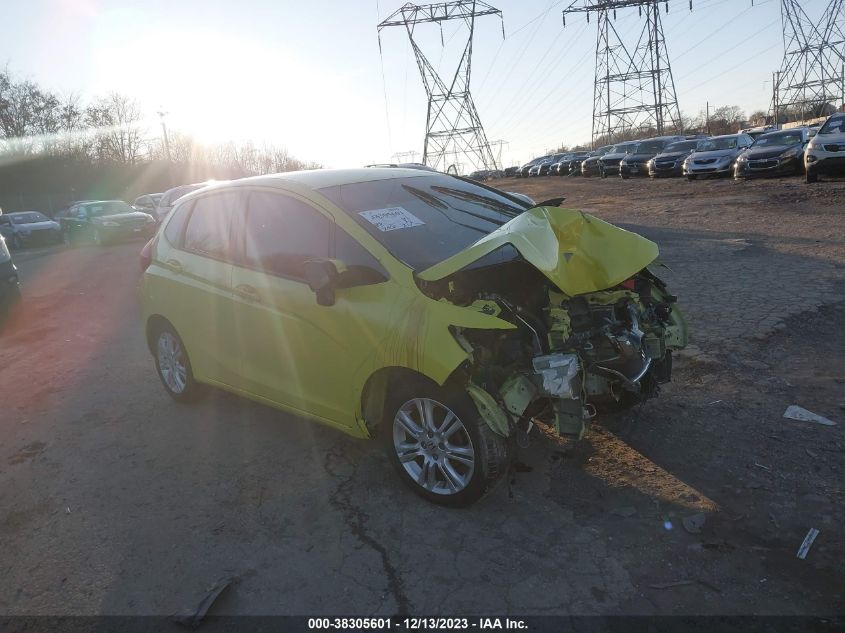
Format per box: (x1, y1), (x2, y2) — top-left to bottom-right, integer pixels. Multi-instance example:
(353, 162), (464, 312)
(166, 259), (183, 273)
(234, 284), (261, 303)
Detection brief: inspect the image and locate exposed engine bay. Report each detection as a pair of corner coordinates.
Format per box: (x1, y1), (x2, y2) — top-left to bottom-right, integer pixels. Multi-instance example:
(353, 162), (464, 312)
(419, 257), (687, 439)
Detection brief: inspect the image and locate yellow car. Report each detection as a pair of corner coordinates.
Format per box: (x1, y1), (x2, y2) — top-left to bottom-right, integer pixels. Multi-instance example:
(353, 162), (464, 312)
(140, 168), (687, 506)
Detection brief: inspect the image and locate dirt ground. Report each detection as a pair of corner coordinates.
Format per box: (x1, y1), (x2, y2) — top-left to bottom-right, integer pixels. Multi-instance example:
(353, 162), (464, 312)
(0, 173), (843, 618)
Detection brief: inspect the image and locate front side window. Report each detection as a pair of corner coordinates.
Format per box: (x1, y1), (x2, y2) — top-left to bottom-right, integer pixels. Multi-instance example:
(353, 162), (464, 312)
(242, 191), (330, 279)
(183, 191), (241, 260)
(164, 200), (193, 246)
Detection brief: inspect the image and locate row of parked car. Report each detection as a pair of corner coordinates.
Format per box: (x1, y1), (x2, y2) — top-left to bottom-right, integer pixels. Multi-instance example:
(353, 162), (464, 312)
(0, 181), (214, 251)
(512, 111), (845, 184)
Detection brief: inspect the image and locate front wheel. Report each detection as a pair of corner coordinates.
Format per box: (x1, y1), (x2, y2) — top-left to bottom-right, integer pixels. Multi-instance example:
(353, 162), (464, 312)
(383, 381), (509, 507)
(687, 174), (697, 181)
(806, 168), (818, 184)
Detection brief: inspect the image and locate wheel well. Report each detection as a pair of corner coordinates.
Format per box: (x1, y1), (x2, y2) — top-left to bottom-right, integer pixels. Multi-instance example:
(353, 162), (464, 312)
(145, 314), (171, 354)
(359, 367), (440, 437)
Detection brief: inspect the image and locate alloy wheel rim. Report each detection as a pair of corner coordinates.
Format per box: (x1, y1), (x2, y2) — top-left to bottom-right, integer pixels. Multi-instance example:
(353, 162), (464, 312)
(393, 398), (475, 496)
(157, 332), (187, 394)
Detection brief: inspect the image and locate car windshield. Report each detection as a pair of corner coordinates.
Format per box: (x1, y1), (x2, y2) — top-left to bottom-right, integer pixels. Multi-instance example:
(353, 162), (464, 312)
(818, 116), (844, 135)
(10, 212), (49, 224)
(319, 174), (527, 271)
(635, 141), (666, 154)
(610, 143), (636, 154)
(663, 140), (699, 153)
(84, 201), (133, 216)
(754, 132), (803, 146)
(698, 137), (738, 151)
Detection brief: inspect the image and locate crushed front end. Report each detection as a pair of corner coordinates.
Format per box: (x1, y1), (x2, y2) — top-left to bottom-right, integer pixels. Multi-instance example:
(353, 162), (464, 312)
(417, 207), (688, 440)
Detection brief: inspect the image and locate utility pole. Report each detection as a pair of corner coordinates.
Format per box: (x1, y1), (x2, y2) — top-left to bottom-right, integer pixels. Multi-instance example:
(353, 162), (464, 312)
(706, 101), (710, 135)
(157, 110), (172, 162)
(378, 1), (504, 172)
(772, 0), (845, 123)
(563, 0), (685, 146)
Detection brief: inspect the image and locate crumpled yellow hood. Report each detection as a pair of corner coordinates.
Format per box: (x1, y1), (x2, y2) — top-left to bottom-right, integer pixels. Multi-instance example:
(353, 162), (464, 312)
(417, 206), (659, 297)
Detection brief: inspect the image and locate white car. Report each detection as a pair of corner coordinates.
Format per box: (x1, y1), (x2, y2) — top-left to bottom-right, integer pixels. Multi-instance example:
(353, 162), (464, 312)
(805, 113), (845, 183)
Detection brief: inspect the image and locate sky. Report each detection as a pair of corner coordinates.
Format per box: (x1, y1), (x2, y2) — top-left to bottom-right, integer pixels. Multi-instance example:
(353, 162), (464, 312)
(0, 0), (810, 169)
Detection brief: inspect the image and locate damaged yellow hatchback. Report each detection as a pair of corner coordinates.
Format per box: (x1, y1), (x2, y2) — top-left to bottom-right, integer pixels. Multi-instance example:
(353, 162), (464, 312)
(140, 168), (686, 506)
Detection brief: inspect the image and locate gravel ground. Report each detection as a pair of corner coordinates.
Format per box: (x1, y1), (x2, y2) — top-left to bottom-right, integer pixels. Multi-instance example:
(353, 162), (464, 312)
(0, 173), (843, 618)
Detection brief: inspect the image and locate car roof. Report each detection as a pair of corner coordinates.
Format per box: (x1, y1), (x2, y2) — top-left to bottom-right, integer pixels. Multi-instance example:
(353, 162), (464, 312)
(180, 168), (435, 198)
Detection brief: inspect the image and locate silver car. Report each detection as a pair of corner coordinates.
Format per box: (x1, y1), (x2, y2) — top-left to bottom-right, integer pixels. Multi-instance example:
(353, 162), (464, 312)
(683, 134), (754, 180)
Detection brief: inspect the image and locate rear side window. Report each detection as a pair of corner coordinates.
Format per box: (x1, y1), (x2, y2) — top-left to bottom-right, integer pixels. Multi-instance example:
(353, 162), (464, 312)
(183, 191), (241, 260)
(164, 200), (193, 246)
(243, 191), (330, 279)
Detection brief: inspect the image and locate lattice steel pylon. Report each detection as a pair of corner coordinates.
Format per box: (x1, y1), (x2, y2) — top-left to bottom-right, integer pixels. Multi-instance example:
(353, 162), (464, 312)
(773, 0), (845, 122)
(563, 1), (683, 146)
(378, 2), (503, 172)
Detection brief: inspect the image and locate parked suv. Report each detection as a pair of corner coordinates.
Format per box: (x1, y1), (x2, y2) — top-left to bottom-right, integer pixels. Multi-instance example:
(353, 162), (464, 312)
(805, 113), (845, 183)
(140, 168), (687, 506)
(683, 134), (754, 180)
(734, 128), (809, 179)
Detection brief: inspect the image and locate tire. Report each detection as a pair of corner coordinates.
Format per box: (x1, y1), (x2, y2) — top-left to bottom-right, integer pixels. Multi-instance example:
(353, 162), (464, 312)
(93, 228), (106, 246)
(382, 379), (509, 507)
(152, 322), (201, 402)
(806, 168), (818, 184)
(600, 168), (607, 179)
(11, 235), (22, 250)
(687, 174), (697, 181)
(621, 172), (629, 180)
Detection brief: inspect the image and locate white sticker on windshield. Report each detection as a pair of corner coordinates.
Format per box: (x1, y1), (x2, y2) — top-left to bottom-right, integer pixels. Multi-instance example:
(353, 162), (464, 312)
(359, 207), (425, 232)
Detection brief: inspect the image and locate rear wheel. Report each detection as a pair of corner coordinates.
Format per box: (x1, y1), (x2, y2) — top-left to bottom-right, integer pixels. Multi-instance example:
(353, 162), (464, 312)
(383, 380), (509, 507)
(153, 322), (200, 402)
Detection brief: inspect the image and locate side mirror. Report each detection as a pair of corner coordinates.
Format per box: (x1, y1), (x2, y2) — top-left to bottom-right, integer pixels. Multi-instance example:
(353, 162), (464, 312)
(303, 259), (339, 306)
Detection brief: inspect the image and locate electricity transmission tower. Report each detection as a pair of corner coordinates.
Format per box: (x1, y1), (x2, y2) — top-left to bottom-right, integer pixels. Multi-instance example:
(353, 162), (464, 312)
(563, 0), (684, 146)
(772, 0), (845, 123)
(378, 1), (504, 171)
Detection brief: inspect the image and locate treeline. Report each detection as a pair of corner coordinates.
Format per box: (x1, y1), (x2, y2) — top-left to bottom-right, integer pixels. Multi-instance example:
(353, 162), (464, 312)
(0, 65), (320, 213)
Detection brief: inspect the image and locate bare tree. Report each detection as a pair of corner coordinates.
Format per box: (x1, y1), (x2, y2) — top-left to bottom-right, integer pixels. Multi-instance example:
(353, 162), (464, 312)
(86, 93), (145, 164)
